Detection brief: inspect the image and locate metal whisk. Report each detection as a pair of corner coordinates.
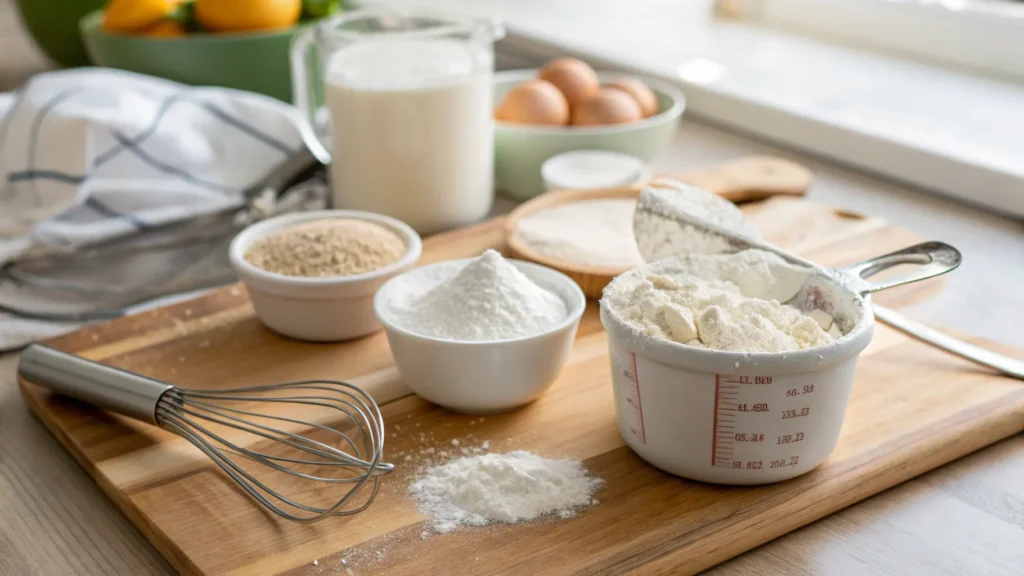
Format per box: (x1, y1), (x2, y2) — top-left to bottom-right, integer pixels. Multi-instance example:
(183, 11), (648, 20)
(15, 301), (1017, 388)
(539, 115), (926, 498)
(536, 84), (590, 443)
(17, 344), (394, 523)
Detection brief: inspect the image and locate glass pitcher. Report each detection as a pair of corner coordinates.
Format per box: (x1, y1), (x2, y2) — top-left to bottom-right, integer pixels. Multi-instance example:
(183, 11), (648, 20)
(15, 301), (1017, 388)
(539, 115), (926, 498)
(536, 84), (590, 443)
(291, 8), (504, 234)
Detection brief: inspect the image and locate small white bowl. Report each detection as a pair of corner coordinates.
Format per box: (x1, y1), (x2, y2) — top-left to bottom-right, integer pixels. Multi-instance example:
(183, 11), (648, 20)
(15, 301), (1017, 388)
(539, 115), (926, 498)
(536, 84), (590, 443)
(229, 210), (422, 342)
(373, 258), (586, 413)
(542, 150), (652, 192)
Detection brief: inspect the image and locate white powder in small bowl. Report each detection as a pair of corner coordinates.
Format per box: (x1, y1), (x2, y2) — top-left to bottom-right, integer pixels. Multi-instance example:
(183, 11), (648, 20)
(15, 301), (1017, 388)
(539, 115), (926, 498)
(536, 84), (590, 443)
(383, 250), (568, 341)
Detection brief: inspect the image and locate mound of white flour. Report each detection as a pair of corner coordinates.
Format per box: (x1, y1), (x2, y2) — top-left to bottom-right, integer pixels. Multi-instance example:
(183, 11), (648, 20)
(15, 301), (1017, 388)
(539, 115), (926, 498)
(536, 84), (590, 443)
(603, 249), (841, 353)
(385, 250), (567, 341)
(408, 451), (602, 534)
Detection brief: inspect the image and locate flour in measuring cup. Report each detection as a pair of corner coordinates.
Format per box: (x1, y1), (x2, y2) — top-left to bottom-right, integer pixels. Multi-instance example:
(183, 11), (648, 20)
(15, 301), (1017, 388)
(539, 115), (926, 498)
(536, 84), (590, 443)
(603, 249), (841, 353)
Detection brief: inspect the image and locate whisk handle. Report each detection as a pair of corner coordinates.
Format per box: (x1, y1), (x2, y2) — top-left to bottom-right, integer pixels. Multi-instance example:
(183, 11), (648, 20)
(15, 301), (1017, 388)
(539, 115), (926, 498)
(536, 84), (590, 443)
(18, 345), (172, 425)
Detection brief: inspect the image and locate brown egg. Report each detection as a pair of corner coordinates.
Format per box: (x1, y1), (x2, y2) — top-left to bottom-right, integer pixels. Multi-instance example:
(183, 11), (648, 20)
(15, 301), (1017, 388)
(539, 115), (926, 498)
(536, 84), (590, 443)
(538, 58), (600, 107)
(571, 88), (644, 126)
(494, 79), (570, 126)
(606, 77), (658, 117)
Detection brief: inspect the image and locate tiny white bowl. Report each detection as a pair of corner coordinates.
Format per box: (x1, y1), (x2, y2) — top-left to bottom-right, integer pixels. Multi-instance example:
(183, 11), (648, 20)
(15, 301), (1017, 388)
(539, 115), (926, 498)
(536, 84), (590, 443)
(542, 150), (652, 192)
(229, 210), (422, 342)
(373, 258), (586, 413)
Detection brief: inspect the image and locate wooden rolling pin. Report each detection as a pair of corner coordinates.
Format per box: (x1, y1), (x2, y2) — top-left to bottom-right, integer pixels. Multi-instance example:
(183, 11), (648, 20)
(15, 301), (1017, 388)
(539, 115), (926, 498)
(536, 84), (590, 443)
(656, 155), (812, 203)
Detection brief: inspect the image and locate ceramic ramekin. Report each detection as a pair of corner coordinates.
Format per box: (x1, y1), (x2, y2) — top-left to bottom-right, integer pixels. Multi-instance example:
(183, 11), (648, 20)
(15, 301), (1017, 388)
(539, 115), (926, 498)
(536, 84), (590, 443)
(373, 258), (586, 413)
(230, 210), (422, 342)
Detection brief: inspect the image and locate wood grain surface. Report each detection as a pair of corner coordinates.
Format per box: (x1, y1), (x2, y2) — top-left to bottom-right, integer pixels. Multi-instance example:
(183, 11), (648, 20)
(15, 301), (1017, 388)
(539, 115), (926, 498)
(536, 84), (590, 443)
(16, 197), (1024, 575)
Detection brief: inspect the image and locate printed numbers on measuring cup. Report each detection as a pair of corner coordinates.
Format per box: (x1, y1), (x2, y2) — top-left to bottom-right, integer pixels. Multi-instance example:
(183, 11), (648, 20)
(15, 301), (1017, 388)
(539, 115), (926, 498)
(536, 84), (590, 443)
(776, 432), (805, 445)
(781, 407), (811, 419)
(712, 374), (816, 471)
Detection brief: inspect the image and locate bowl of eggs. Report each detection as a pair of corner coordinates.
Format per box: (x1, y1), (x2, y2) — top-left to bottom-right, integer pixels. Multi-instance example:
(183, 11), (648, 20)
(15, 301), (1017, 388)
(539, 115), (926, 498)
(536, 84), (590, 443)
(494, 58), (685, 200)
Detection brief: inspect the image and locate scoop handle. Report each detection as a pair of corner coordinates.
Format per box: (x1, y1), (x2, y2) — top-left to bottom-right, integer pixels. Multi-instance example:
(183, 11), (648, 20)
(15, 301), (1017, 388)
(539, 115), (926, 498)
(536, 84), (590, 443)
(838, 241), (961, 294)
(872, 306), (1024, 380)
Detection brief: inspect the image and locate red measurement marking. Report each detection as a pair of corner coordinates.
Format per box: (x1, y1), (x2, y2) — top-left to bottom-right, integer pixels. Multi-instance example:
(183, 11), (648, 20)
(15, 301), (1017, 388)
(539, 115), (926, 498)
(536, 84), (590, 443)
(712, 375), (720, 466)
(630, 353), (646, 444)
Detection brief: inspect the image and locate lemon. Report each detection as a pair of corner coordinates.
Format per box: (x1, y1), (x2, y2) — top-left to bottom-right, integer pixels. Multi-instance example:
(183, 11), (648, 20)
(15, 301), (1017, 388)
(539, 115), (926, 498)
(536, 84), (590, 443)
(143, 19), (187, 38)
(195, 0), (301, 32)
(102, 0), (179, 33)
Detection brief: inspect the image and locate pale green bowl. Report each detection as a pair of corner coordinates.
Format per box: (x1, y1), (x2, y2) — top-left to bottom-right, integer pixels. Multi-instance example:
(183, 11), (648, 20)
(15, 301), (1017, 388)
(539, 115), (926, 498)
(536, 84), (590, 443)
(494, 69), (685, 200)
(79, 10), (313, 102)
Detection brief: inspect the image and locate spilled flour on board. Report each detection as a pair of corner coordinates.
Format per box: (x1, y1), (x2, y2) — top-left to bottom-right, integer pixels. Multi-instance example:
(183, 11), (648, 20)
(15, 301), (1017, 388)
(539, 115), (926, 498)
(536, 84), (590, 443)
(409, 450), (602, 534)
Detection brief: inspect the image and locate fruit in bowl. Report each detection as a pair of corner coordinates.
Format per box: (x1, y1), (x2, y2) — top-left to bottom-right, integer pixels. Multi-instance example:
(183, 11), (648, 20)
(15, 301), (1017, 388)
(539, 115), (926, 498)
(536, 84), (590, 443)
(99, 0), (335, 36)
(81, 0), (343, 101)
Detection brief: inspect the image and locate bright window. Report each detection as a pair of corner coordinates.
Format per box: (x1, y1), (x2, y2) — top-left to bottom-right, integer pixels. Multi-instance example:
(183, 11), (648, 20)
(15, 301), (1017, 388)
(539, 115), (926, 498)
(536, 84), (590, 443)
(733, 0), (1024, 82)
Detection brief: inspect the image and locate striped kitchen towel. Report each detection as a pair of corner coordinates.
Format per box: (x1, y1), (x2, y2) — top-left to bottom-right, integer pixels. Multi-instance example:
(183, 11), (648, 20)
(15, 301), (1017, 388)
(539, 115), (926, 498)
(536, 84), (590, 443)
(0, 68), (308, 351)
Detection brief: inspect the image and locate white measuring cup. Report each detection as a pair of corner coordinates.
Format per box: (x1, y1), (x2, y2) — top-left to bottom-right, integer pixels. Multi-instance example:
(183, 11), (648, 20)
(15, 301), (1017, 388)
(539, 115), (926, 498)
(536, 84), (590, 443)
(599, 184), (962, 484)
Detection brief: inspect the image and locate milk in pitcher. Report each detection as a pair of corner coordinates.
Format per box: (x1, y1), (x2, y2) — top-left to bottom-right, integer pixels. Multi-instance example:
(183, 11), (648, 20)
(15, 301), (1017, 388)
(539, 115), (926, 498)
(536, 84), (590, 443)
(325, 40), (494, 234)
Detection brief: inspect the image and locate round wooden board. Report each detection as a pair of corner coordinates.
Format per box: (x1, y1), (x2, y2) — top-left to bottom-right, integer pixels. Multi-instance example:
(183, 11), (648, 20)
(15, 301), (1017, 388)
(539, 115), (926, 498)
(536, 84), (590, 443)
(504, 156), (815, 299)
(505, 185), (643, 299)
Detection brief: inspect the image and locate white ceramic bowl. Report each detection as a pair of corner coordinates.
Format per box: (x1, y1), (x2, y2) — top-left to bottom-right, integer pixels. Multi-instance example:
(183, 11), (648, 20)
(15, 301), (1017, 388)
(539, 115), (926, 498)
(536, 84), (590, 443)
(229, 210), (422, 342)
(541, 150), (652, 192)
(373, 258), (586, 413)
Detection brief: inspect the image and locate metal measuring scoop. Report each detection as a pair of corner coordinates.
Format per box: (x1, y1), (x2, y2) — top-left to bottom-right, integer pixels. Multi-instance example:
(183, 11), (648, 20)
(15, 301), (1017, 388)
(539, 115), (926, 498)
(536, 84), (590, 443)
(633, 181), (1024, 379)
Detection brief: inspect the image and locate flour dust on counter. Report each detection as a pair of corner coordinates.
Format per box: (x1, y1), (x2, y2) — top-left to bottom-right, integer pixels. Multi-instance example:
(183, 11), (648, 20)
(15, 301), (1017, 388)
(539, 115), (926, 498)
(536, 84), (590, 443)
(409, 450), (603, 535)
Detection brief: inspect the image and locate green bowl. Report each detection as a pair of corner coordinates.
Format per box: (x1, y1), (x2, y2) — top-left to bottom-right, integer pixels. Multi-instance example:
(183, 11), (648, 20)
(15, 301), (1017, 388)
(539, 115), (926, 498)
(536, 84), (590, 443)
(79, 10), (312, 102)
(494, 69), (685, 200)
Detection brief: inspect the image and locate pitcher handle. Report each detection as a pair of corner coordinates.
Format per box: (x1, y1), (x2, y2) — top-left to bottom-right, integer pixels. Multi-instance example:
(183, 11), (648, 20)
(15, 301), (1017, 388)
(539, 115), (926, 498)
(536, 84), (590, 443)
(291, 27), (331, 164)
(838, 241), (962, 294)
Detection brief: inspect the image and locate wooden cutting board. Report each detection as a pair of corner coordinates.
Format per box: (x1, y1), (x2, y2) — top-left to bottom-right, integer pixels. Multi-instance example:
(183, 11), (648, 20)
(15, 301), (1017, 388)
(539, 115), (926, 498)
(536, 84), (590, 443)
(18, 196), (1024, 576)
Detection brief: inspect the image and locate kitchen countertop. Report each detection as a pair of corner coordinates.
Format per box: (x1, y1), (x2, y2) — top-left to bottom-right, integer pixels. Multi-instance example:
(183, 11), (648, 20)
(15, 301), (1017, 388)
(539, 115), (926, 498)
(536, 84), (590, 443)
(0, 1), (1022, 574)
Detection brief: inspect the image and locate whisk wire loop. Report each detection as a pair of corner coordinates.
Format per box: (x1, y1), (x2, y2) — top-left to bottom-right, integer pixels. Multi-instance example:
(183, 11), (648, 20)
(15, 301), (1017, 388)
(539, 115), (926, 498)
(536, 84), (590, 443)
(175, 399), (368, 467)
(155, 379), (391, 523)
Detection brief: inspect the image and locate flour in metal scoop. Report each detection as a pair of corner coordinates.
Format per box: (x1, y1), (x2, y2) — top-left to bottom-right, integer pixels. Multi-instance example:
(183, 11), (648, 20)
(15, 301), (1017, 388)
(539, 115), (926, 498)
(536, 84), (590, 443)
(633, 179), (761, 262)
